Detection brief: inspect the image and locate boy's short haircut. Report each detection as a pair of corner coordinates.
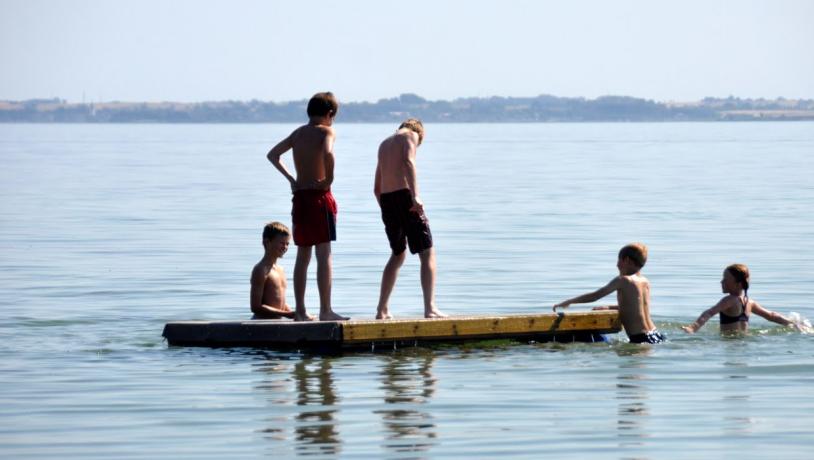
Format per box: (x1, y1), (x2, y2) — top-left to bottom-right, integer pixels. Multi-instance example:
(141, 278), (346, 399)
(399, 118), (424, 145)
(307, 92), (339, 118)
(619, 242), (648, 268)
(263, 221), (290, 241)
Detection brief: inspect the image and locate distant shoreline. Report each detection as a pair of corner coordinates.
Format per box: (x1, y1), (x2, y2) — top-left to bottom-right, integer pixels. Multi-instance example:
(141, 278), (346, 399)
(2, 94), (813, 123)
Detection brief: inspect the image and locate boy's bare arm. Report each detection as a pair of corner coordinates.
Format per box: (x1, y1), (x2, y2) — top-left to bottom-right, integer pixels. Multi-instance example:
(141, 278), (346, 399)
(374, 164), (382, 204)
(249, 268), (268, 312)
(403, 138), (423, 213)
(750, 302), (793, 327)
(267, 134), (297, 191)
(553, 277), (620, 310)
(321, 147), (335, 189)
(253, 303), (295, 318)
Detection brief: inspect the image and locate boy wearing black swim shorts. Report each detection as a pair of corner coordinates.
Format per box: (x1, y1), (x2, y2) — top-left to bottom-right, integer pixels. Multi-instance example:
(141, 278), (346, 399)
(553, 243), (665, 344)
(373, 119), (447, 319)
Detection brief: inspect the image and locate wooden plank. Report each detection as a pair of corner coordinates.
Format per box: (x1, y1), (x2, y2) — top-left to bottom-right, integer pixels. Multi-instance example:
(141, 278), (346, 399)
(162, 320), (342, 347)
(341, 311), (620, 344)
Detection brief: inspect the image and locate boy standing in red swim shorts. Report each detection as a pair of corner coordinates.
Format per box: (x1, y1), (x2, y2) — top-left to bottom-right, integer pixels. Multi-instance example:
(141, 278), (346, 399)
(374, 119), (447, 319)
(267, 92), (348, 321)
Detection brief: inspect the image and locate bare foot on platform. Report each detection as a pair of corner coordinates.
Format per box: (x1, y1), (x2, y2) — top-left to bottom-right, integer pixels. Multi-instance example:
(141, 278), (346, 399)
(294, 311), (316, 322)
(320, 311), (350, 321)
(376, 310), (393, 320)
(425, 309), (448, 319)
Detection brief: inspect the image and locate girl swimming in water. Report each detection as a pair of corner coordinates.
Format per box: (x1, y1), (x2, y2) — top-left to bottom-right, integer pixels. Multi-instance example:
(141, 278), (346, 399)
(682, 264), (800, 334)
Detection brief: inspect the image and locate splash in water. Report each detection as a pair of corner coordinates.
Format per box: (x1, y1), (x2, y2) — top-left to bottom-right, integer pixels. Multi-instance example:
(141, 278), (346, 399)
(789, 312), (812, 333)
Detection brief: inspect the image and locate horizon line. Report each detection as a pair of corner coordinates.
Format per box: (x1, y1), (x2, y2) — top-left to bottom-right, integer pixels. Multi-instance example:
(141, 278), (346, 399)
(3, 93), (813, 105)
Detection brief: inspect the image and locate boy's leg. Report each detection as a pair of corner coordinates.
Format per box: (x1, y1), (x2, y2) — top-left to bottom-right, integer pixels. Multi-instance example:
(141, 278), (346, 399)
(293, 245), (314, 321)
(418, 248), (446, 318)
(376, 250), (406, 319)
(315, 242), (348, 321)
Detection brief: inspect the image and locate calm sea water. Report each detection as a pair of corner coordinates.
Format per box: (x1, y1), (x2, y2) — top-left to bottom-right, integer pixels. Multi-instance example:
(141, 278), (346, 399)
(1, 122), (813, 459)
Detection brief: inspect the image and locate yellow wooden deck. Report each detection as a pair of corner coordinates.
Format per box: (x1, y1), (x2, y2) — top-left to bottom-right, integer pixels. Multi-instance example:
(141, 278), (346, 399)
(342, 311), (620, 344)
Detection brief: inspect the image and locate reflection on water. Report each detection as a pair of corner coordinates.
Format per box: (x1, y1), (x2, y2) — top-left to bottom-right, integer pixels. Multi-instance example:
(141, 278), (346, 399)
(616, 354), (651, 451)
(293, 358), (341, 455)
(253, 352), (438, 457)
(255, 357), (341, 456)
(722, 350), (754, 436)
(375, 352), (438, 456)
(254, 360), (291, 443)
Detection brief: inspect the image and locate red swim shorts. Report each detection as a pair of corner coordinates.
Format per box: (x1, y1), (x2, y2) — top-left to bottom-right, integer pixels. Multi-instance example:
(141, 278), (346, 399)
(291, 189), (337, 247)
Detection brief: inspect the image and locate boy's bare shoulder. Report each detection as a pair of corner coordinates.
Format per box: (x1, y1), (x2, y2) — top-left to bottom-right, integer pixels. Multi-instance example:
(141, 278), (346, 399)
(379, 132), (399, 149)
(290, 124), (306, 136)
(608, 274), (625, 284)
(251, 260), (271, 280)
(307, 124), (334, 136)
(618, 274), (648, 286)
(307, 125), (335, 142)
(405, 130), (420, 146)
(393, 133), (414, 152)
(290, 123), (329, 138)
(390, 130), (417, 148)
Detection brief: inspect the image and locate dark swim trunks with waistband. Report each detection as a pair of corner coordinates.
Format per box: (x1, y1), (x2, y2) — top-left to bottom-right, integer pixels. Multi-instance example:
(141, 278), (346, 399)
(379, 188), (432, 255)
(628, 330), (666, 344)
(291, 189), (337, 247)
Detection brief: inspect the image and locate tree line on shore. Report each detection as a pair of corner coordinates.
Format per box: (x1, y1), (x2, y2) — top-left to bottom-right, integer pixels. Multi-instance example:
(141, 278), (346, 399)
(1, 94), (813, 123)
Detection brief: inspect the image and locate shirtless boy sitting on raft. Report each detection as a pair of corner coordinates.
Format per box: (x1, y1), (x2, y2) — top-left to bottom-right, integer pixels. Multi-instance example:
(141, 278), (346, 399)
(267, 92), (348, 321)
(250, 222), (294, 319)
(374, 118), (446, 319)
(553, 243), (665, 344)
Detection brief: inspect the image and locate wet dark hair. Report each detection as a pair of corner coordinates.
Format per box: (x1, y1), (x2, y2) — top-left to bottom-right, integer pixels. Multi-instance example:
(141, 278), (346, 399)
(262, 221), (290, 241)
(618, 243), (648, 268)
(307, 92), (339, 118)
(726, 263), (750, 293)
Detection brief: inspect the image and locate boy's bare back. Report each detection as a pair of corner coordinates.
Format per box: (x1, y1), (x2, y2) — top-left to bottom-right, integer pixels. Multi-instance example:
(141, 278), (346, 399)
(377, 131), (416, 195)
(290, 124), (335, 190)
(615, 274), (656, 336)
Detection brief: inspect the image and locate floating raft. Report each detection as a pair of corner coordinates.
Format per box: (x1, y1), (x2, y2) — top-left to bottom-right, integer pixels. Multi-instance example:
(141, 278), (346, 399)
(163, 311), (620, 351)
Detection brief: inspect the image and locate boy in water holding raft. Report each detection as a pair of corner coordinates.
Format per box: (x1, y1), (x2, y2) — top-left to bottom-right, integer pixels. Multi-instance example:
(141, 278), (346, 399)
(374, 119), (446, 319)
(553, 243), (665, 344)
(250, 222), (294, 319)
(267, 92), (348, 322)
(682, 263), (805, 334)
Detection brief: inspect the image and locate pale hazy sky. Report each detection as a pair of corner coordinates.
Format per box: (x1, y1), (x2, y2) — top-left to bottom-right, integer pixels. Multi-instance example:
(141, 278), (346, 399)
(1, 0), (812, 103)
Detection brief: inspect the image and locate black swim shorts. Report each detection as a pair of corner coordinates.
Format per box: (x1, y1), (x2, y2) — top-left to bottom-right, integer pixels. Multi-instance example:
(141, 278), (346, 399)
(379, 188), (433, 255)
(628, 330), (666, 344)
